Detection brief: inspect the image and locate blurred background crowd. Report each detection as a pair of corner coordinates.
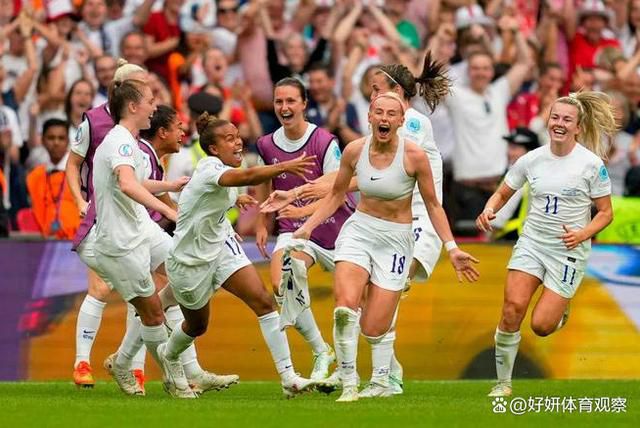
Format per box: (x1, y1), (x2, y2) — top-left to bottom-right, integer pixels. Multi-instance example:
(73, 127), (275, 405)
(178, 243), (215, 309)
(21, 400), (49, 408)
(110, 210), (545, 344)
(1, 0), (639, 240)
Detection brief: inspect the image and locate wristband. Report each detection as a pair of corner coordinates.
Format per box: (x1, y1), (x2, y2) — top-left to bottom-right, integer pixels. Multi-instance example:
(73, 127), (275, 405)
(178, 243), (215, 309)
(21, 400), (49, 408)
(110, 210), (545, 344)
(444, 241), (458, 252)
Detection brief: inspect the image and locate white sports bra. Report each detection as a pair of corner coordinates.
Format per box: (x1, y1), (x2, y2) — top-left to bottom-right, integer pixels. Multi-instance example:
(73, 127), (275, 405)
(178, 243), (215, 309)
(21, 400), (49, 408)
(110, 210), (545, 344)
(355, 136), (415, 201)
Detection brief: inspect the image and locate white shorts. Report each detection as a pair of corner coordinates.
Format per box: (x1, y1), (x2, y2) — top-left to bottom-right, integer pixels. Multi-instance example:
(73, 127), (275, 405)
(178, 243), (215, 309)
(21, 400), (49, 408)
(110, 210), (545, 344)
(168, 232), (252, 310)
(76, 226), (99, 272)
(334, 210), (414, 292)
(507, 238), (586, 299)
(94, 224), (172, 302)
(274, 232), (335, 271)
(411, 214), (442, 281)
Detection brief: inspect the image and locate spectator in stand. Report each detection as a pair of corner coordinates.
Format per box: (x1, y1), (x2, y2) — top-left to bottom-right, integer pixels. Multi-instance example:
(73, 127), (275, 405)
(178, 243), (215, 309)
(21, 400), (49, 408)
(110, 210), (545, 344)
(306, 62), (361, 146)
(445, 13), (531, 233)
(143, 0), (184, 83)
(211, 0), (243, 83)
(26, 119), (80, 239)
(565, 0), (620, 91)
(92, 55), (116, 106)
(384, 0), (420, 49)
(64, 78), (95, 141)
(120, 30), (148, 66)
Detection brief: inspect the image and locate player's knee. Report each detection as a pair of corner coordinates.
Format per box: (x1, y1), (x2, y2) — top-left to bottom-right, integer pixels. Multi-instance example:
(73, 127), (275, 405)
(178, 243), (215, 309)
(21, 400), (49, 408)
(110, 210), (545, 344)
(185, 318), (208, 337)
(89, 282), (110, 301)
(501, 300), (526, 329)
(361, 329), (387, 343)
(251, 293), (276, 317)
(530, 319), (555, 337)
(139, 311), (164, 326)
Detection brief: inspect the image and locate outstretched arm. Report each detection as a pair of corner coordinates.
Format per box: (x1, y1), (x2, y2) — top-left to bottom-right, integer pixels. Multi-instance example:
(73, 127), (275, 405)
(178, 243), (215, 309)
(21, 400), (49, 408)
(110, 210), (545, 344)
(117, 165), (177, 222)
(218, 153), (315, 187)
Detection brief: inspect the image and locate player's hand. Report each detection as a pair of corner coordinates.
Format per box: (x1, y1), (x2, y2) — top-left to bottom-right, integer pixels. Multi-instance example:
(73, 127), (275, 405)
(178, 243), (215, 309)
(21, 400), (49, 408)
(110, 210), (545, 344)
(255, 225), (270, 259)
(78, 199), (89, 218)
(281, 152), (316, 180)
(277, 204), (305, 220)
(448, 248), (480, 283)
(166, 209), (178, 223)
(298, 179), (332, 200)
(170, 176), (191, 192)
(561, 225), (586, 250)
(260, 190), (296, 213)
(476, 208), (496, 232)
(236, 194), (258, 210)
(292, 225), (311, 241)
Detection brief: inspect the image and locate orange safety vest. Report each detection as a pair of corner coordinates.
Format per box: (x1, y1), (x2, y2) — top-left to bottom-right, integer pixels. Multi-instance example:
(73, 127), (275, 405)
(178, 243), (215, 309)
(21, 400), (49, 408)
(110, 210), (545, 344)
(0, 168), (6, 196)
(26, 166), (80, 239)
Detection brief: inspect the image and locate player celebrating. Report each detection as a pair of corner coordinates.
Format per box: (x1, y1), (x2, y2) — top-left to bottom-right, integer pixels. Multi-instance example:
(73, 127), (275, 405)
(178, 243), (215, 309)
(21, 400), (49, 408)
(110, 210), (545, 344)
(161, 114), (320, 398)
(293, 92), (479, 402)
(92, 78), (193, 398)
(255, 78), (355, 380)
(476, 92), (616, 397)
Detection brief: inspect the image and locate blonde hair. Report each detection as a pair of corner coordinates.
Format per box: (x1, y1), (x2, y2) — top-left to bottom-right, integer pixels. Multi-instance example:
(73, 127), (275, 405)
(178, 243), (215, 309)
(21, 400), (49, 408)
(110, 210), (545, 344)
(553, 91), (617, 159)
(113, 59), (146, 83)
(371, 91), (406, 113)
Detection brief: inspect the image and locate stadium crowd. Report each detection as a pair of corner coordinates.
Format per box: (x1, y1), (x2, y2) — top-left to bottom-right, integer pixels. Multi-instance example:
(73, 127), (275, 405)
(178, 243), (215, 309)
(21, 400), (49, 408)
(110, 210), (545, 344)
(1, 0), (640, 239)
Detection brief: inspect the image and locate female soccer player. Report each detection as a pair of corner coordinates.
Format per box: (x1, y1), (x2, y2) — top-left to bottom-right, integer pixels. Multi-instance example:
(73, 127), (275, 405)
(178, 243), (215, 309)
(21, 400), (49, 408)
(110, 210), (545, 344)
(476, 92), (616, 397)
(161, 114), (320, 397)
(255, 78), (355, 380)
(292, 92), (479, 402)
(92, 78), (194, 398)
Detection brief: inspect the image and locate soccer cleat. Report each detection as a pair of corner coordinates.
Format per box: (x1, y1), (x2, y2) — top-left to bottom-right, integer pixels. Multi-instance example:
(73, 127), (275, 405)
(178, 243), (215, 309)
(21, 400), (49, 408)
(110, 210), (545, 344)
(358, 381), (393, 398)
(487, 382), (512, 397)
(73, 361), (95, 388)
(106, 361), (144, 396)
(103, 353), (116, 371)
(316, 370), (341, 394)
(556, 303), (570, 331)
(188, 371), (240, 395)
(158, 343), (197, 399)
(310, 345), (336, 380)
(281, 375), (318, 399)
(336, 385), (359, 402)
(132, 369), (145, 394)
(389, 374), (404, 395)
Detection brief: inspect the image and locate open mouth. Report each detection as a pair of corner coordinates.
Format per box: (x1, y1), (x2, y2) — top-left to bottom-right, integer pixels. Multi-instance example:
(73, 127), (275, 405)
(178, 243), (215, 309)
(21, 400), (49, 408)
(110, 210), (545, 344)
(552, 127), (567, 137)
(280, 112), (294, 122)
(378, 124), (391, 138)
(233, 148), (243, 162)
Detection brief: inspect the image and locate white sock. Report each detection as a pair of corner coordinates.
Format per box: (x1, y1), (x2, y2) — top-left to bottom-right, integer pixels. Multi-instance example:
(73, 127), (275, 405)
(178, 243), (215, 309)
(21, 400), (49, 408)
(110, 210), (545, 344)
(369, 331), (395, 386)
(115, 315), (144, 370)
(165, 306), (203, 378)
(165, 325), (196, 361)
(140, 324), (169, 366)
(390, 351), (403, 380)
(75, 295), (106, 367)
(294, 308), (328, 355)
(333, 307), (359, 387)
(495, 328), (521, 384)
(258, 311), (295, 381)
(126, 304), (146, 371)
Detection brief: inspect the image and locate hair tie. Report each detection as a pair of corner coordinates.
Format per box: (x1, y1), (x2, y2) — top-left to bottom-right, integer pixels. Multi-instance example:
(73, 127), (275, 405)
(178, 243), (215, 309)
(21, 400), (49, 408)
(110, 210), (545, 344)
(380, 69), (400, 87)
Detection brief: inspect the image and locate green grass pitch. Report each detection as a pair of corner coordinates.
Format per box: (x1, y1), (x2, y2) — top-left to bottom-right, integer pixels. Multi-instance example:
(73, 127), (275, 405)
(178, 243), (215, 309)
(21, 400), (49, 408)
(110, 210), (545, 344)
(0, 380), (637, 427)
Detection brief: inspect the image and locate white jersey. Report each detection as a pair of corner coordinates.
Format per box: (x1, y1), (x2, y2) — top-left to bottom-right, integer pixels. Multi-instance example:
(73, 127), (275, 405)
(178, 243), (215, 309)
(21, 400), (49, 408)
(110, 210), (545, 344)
(70, 119), (91, 158)
(170, 156), (238, 266)
(256, 123), (341, 174)
(505, 144), (611, 260)
(398, 107), (443, 215)
(93, 125), (151, 256)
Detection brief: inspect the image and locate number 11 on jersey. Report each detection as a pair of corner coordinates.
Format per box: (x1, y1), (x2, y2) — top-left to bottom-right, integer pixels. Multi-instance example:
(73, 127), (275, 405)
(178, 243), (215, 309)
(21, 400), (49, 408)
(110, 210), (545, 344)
(545, 195), (559, 215)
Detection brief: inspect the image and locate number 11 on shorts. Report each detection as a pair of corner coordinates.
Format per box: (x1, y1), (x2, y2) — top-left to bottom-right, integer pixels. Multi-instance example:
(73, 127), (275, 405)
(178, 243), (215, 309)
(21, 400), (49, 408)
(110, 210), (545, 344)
(391, 253), (406, 274)
(561, 264), (576, 286)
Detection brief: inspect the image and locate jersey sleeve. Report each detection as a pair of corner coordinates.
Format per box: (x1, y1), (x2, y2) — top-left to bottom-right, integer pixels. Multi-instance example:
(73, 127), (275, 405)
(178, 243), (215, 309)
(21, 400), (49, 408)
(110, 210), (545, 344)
(71, 120), (91, 157)
(322, 139), (342, 173)
(504, 154), (528, 191)
(108, 139), (137, 170)
(202, 157), (234, 186)
(588, 159), (612, 198)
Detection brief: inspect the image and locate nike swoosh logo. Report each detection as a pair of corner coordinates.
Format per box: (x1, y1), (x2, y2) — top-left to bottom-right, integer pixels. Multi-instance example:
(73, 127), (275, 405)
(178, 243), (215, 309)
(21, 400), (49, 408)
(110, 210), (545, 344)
(82, 330), (95, 334)
(370, 176), (382, 181)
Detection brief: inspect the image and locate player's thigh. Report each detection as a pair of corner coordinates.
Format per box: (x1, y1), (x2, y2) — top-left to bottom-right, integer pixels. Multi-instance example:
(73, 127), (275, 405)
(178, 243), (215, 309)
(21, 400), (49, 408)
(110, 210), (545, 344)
(96, 247), (154, 303)
(334, 261), (370, 309)
(360, 284), (402, 337)
(222, 264), (275, 316)
(530, 287), (570, 334)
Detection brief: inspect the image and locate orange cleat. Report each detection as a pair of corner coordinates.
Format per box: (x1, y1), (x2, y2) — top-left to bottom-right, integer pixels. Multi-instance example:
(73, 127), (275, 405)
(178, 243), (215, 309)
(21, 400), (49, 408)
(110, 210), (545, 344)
(73, 361), (95, 388)
(132, 369), (145, 394)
